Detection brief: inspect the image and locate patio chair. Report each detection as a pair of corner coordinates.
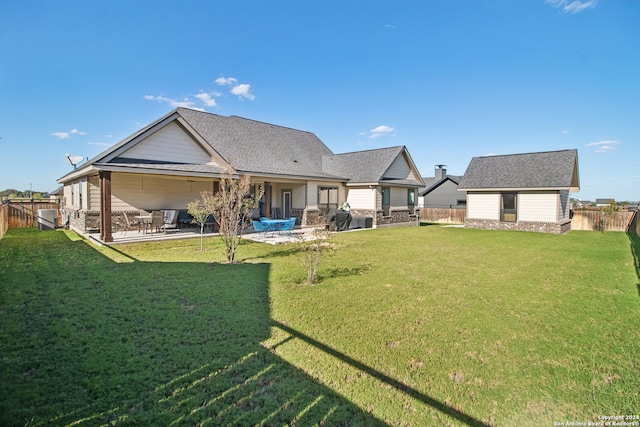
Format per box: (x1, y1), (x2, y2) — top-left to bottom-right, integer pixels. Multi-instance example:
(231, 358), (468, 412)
(150, 211), (164, 234)
(122, 212), (139, 235)
(252, 219), (267, 235)
(279, 217), (296, 236)
(161, 210), (179, 234)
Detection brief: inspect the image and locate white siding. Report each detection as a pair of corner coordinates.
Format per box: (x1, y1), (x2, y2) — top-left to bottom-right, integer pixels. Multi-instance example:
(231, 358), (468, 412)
(384, 153), (417, 180)
(346, 188), (376, 210)
(121, 122), (214, 164)
(390, 187), (408, 209)
(88, 176), (100, 210)
(110, 174), (214, 211)
(518, 192), (558, 222)
(292, 185), (306, 209)
(467, 193), (499, 220)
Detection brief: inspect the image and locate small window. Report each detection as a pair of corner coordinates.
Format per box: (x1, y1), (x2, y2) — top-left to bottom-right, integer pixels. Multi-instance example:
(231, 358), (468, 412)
(382, 187), (390, 216)
(407, 189), (415, 214)
(501, 193), (517, 222)
(318, 187), (338, 216)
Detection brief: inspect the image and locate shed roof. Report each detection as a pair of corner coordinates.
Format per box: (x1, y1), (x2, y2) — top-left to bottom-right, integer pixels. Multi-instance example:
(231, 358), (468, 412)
(458, 149), (579, 191)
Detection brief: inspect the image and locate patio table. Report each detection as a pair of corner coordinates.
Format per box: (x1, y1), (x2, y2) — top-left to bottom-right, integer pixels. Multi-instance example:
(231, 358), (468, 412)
(135, 215), (152, 234)
(260, 219), (289, 236)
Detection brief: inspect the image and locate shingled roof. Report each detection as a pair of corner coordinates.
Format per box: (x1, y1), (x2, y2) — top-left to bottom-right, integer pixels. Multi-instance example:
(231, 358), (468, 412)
(60, 108), (423, 186)
(458, 149), (579, 191)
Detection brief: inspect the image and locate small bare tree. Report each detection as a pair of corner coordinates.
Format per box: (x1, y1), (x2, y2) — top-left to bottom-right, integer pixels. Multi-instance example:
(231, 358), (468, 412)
(202, 171), (263, 263)
(295, 227), (335, 284)
(187, 197), (210, 251)
(598, 200), (618, 233)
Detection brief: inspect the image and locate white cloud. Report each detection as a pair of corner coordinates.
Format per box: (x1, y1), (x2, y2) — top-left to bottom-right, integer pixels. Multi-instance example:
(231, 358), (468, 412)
(546, 0), (597, 14)
(51, 132), (71, 140)
(195, 92), (218, 107)
(215, 77), (238, 86)
(51, 128), (87, 139)
(561, 130), (570, 135)
(369, 125), (395, 139)
(144, 95), (205, 111)
(88, 141), (112, 146)
(585, 140), (620, 153)
(230, 83), (255, 100)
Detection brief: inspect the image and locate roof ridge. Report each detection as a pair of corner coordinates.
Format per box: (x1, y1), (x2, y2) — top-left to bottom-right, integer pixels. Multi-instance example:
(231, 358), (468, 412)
(326, 145), (404, 157)
(477, 148), (577, 159)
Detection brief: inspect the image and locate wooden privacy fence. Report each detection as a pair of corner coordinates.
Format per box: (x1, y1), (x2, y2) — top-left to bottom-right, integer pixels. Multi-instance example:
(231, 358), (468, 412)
(570, 209), (636, 232)
(0, 205), (8, 240)
(4, 200), (61, 230)
(418, 207), (466, 224)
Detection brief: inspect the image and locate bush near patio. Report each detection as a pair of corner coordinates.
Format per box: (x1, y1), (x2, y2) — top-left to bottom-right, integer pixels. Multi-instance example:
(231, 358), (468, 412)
(1, 227), (638, 426)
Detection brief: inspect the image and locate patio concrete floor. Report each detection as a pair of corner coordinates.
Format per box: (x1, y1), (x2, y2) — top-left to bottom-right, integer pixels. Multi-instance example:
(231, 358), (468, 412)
(84, 226), (325, 246)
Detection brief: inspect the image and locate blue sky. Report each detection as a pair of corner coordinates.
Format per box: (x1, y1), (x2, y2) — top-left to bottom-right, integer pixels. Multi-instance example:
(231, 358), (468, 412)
(1, 0), (638, 201)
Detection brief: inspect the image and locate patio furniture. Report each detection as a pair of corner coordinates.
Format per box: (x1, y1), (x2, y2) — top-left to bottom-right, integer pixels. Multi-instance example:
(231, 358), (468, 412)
(135, 211), (152, 234)
(252, 220), (267, 235)
(162, 210), (179, 233)
(177, 210), (193, 228)
(279, 217), (296, 236)
(150, 211), (164, 234)
(122, 212), (138, 235)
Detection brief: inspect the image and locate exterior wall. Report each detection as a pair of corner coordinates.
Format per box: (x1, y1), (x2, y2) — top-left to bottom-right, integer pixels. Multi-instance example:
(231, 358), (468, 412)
(465, 190), (572, 234)
(88, 176), (100, 210)
(518, 192), (558, 222)
(121, 122), (214, 164)
(423, 180), (466, 208)
(110, 174), (215, 211)
(390, 187), (408, 209)
(346, 187), (376, 210)
(466, 193), (500, 220)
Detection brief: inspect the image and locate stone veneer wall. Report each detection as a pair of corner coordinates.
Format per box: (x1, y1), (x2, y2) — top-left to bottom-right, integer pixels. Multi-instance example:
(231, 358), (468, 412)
(464, 218), (572, 234)
(376, 209), (418, 227)
(302, 208), (321, 227)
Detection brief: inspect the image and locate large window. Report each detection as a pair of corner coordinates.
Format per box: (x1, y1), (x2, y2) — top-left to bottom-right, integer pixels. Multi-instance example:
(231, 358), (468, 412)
(501, 192), (517, 222)
(407, 189), (415, 214)
(318, 187), (338, 216)
(382, 187), (390, 216)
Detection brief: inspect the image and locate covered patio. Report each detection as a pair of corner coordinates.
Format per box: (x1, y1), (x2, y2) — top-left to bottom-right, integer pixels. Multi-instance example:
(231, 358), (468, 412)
(83, 224), (325, 246)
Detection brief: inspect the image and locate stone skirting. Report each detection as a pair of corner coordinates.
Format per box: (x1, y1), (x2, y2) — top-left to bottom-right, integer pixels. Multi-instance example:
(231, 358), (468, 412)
(302, 208), (321, 227)
(464, 218), (572, 234)
(375, 209), (418, 228)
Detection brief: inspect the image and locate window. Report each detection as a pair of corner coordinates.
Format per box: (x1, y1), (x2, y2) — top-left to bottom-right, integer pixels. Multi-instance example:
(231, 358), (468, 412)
(382, 187), (390, 216)
(407, 189), (415, 214)
(501, 193), (517, 222)
(318, 187), (338, 216)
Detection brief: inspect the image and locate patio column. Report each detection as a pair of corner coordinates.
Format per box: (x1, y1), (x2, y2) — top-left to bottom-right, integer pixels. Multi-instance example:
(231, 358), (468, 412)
(99, 171), (113, 243)
(264, 181), (271, 218)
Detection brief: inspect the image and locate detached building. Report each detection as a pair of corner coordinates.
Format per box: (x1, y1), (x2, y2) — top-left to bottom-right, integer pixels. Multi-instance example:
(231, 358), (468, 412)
(458, 149), (580, 234)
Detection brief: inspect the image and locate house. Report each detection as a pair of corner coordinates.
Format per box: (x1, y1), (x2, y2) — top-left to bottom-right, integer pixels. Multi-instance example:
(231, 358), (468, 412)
(595, 198), (615, 207)
(458, 149), (580, 234)
(57, 108), (424, 242)
(418, 165), (466, 208)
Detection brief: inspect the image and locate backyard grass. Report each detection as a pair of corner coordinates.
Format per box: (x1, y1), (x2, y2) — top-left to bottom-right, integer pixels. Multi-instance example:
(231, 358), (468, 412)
(1, 226), (638, 426)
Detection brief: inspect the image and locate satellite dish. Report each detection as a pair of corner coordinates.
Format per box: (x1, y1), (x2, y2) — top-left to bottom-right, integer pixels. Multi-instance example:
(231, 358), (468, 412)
(66, 154), (85, 169)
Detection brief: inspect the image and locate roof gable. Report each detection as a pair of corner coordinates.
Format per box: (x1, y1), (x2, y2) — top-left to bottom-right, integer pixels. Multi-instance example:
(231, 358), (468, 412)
(117, 121), (217, 165)
(323, 146), (424, 186)
(458, 149), (580, 191)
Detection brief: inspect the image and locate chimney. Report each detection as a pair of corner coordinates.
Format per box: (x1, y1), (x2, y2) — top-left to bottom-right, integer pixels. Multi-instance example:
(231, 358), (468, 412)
(435, 164), (447, 181)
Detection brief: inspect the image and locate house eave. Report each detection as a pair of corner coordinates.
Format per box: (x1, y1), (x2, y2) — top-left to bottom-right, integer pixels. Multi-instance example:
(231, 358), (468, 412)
(459, 186), (579, 192)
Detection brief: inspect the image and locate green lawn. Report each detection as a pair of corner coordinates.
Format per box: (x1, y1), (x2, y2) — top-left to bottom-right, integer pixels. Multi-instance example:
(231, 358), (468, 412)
(1, 227), (638, 426)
